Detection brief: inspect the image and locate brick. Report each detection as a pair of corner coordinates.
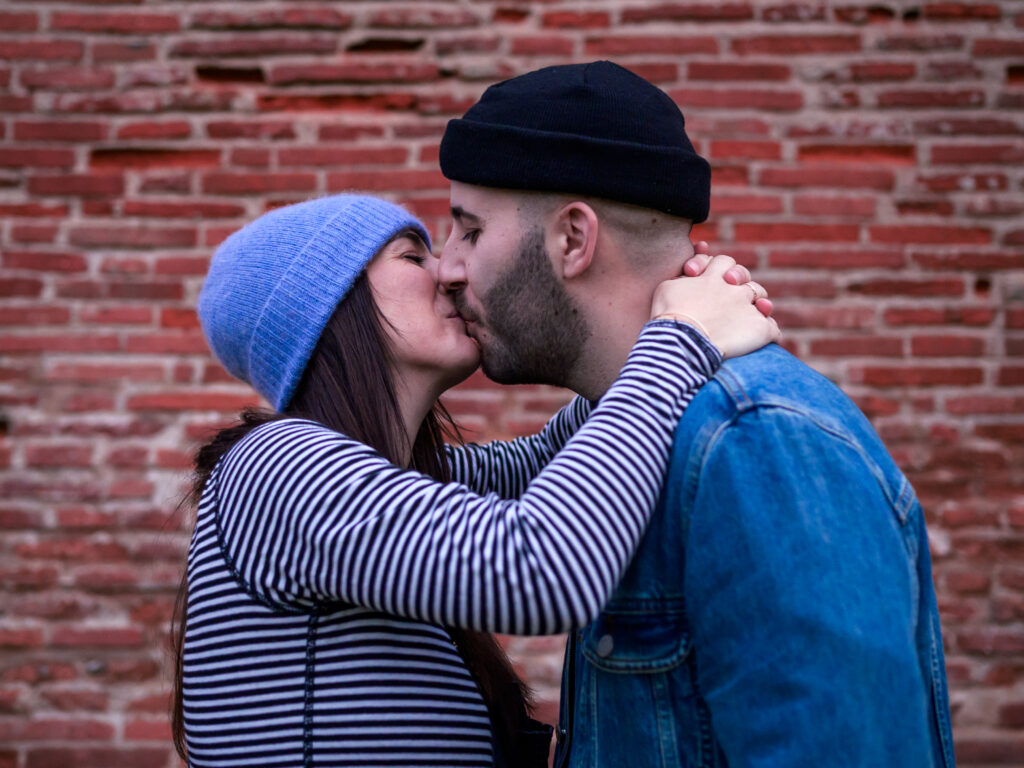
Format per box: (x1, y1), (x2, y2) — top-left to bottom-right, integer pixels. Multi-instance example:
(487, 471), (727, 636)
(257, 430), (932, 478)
(542, 11), (611, 28)
(326, 169), (445, 191)
(761, 3), (828, 21)
(154, 256), (209, 275)
(709, 194), (782, 214)
(510, 36), (574, 56)
(670, 88), (803, 110)
(190, 8), (353, 30)
(90, 148), (220, 169)
(127, 392), (259, 412)
(25, 748), (168, 768)
(792, 195), (877, 217)
(877, 89), (985, 108)
(622, 3), (754, 22)
(11, 224), (58, 244)
(0, 203), (69, 217)
(40, 689), (108, 712)
(734, 222), (860, 242)
(760, 165), (894, 190)
(207, 120), (295, 140)
(91, 41), (154, 62)
(3, 251), (87, 273)
(0, 279), (44, 298)
(0, 333), (122, 354)
(0, 11), (37, 31)
(732, 34), (860, 55)
(0, 148), (76, 168)
(847, 62), (916, 81)
(585, 35), (718, 55)
(931, 144), (1024, 164)
(709, 140), (781, 160)
(51, 12), (179, 34)
(0, 306), (70, 326)
(924, 3), (1001, 19)
(912, 251), (1024, 270)
(28, 174), (124, 197)
(769, 249), (902, 268)
(883, 307), (994, 326)
(159, 308), (198, 329)
(116, 121), (191, 140)
(0, 40), (84, 61)
(998, 366), (1024, 386)
(202, 172), (316, 195)
(69, 226), (196, 249)
(278, 147), (408, 167)
(876, 33), (965, 51)
(850, 278), (965, 297)
(370, 7), (478, 28)
(895, 199), (954, 216)
(853, 366), (983, 386)
(797, 144), (915, 164)
(14, 121), (107, 142)
(911, 336), (986, 356)
(869, 225), (990, 245)
(125, 201), (241, 220)
(918, 172), (1006, 192)
(123, 719), (171, 740)
(973, 38), (1024, 57)
(170, 34), (337, 58)
(809, 337), (903, 356)
(122, 333), (210, 354)
(268, 62), (440, 85)
(20, 67), (115, 91)
(688, 62), (790, 81)
(46, 364), (163, 383)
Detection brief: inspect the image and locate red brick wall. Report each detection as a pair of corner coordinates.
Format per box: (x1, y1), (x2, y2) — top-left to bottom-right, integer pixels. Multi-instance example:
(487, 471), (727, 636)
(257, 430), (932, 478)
(1, 2), (1022, 765)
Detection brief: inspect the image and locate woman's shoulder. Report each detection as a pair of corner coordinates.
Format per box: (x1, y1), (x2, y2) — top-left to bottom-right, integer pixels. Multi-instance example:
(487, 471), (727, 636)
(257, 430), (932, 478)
(218, 417), (371, 479)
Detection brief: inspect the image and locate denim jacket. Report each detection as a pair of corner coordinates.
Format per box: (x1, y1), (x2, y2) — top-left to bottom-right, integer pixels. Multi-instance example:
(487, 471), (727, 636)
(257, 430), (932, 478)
(555, 345), (955, 768)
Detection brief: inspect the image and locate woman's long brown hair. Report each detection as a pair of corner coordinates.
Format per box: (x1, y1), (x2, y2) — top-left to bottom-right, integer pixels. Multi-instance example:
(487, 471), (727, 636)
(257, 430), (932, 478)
(171, 271), (534, 764)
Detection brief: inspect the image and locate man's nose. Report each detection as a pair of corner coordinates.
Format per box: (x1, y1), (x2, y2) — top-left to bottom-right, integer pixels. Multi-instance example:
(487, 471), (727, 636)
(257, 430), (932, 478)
(438, 236), (467, 294)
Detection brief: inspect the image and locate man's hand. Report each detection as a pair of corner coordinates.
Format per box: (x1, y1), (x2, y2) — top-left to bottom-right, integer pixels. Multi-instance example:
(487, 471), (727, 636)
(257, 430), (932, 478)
(684, 241), (773, 318)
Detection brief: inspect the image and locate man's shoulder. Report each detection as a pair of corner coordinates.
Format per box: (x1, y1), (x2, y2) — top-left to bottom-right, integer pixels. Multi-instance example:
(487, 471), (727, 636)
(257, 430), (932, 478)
(687, 343), (843, 416)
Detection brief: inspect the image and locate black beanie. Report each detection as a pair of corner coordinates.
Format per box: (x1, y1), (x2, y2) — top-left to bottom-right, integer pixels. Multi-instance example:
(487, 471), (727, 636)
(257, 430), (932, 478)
(440, 61), (711, 222)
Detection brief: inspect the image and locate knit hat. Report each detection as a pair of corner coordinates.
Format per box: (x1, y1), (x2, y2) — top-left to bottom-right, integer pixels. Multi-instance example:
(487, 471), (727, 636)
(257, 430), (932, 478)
(440, 61), (711, 222)
(198, 195), (430, 411)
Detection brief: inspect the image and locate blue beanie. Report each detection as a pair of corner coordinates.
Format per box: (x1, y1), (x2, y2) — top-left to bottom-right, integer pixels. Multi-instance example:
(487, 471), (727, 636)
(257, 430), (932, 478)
(198, 195), (430, 411)
(440, 61), (711, 222)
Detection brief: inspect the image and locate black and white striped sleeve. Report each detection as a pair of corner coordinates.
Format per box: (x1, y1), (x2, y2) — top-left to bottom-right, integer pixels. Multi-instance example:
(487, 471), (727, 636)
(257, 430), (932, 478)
(445, 395), (594, 498)
(214, 321), (720, 635)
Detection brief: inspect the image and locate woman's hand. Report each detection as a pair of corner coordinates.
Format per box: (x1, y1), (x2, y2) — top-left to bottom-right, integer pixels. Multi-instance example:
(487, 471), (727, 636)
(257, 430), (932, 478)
(684, 241), (774, 317)
(651, 253), (781, 359)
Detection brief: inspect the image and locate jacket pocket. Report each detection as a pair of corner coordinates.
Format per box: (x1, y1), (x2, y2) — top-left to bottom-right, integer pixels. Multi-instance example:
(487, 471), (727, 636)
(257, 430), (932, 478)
(581, 602), (691, 673)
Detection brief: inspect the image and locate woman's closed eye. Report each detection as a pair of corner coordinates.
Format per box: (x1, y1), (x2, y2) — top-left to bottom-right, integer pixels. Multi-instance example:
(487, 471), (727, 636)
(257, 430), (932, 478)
(461, 229), (480, 245)
(404, 252), (426, 265)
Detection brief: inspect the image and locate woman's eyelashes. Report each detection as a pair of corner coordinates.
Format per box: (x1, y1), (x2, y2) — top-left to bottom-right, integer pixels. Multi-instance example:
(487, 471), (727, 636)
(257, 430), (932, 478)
(461, 229), (480, 245)
(404, 252), (426, 265)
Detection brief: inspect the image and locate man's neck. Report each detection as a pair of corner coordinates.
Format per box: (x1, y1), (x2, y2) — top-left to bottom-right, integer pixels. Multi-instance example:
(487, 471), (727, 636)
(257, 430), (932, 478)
(565, 248), (688, 402)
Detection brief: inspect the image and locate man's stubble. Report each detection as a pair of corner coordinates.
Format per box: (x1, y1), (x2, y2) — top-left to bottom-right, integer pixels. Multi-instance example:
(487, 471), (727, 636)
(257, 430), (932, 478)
(475, 228), (590, 388)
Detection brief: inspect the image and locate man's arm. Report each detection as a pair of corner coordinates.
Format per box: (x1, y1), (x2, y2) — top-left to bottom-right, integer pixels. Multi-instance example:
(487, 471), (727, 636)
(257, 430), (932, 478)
(684, 406), (938, 767)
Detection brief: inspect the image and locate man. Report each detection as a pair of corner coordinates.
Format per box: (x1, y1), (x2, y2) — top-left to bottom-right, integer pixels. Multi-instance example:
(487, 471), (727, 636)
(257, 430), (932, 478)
(437, 62), (955, 767)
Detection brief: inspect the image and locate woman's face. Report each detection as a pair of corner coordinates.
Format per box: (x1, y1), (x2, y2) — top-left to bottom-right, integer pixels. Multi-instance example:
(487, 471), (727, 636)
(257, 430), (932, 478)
(366, 233), (481, 394)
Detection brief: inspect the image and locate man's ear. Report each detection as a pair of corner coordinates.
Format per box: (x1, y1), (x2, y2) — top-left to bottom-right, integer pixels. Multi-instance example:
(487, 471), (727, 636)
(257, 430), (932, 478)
(553, 201), (598, 280)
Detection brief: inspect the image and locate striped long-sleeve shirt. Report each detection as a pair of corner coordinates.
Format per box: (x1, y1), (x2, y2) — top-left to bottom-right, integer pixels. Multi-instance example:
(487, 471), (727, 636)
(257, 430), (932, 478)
(183, 321), (721, 767)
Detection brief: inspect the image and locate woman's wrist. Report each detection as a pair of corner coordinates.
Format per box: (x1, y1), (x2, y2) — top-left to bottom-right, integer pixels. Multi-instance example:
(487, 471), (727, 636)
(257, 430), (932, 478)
(651, 312), (710, 341)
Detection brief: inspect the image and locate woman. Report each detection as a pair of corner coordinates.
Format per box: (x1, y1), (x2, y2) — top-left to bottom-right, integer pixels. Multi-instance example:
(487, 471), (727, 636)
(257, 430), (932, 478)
(172, 194), (777, 767)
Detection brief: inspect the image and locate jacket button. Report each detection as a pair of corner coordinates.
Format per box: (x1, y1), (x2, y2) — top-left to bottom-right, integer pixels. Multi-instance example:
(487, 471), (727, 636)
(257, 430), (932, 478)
(596, 634), (614, 657)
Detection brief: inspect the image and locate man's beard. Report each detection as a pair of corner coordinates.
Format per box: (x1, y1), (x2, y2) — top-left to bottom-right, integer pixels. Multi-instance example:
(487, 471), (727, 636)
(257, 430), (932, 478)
(471, 228), (589, 387)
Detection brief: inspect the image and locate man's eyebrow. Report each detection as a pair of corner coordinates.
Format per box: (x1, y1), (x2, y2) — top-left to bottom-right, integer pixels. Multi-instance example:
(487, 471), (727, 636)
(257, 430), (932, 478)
(450, 205), (482, 225)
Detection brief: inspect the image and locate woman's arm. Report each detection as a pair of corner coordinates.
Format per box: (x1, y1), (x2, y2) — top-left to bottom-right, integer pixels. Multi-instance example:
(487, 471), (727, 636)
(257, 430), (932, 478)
(214, 322), (717, 635)
(445, 396), (593, 498)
